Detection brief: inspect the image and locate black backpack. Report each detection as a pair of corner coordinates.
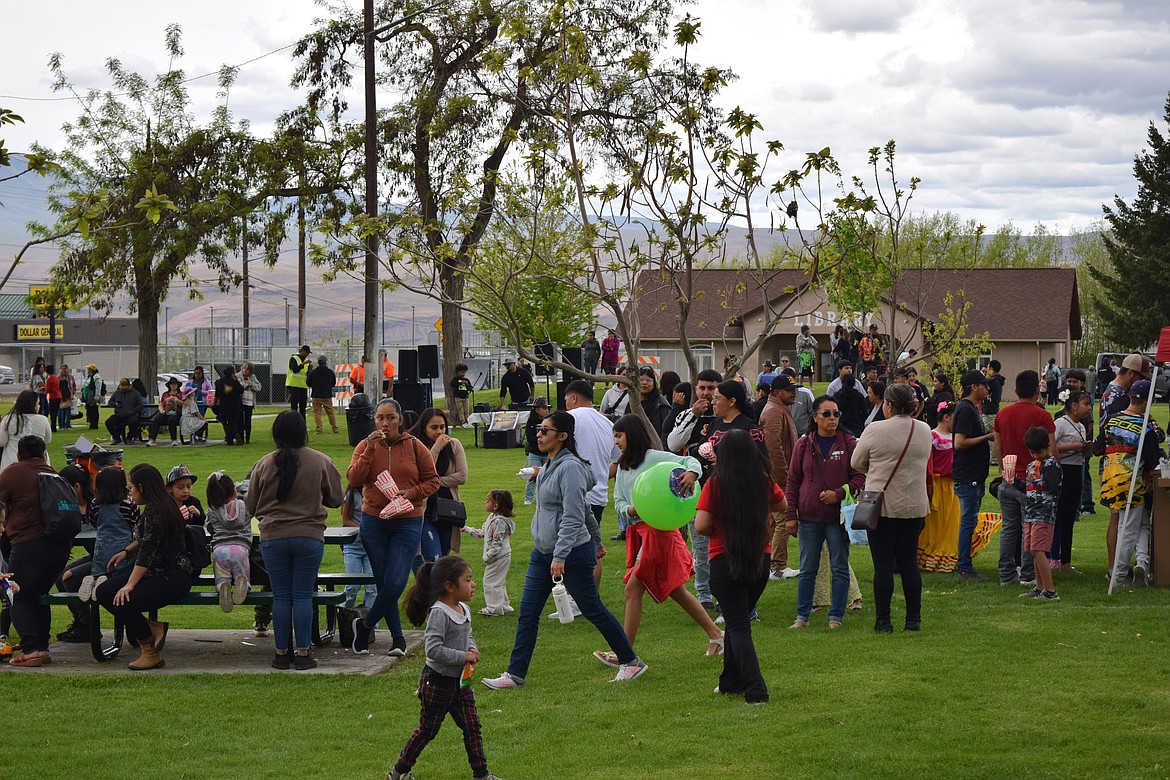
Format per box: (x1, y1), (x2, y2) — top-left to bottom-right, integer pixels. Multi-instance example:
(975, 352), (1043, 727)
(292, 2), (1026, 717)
(184, 525), (211, 574)
(39, 472), (83, 542)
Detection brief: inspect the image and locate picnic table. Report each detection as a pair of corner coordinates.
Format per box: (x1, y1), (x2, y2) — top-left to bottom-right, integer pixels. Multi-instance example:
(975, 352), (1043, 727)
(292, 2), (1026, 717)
(47, 526), (373, 662)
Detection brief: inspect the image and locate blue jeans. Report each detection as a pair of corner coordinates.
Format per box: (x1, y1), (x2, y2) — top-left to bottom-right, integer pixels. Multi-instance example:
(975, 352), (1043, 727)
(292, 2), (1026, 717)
(341, 538), (378, 612)
(360, 511), (423, 637)
(525, 453), (546, 503)
(58, 403), (72, 429)
(260, 536), (324, 653)
(796, 522), (850, 621)
(688, 518), (712, 604)
(507, 543), (634, 680)
(953, 480), (985, 574)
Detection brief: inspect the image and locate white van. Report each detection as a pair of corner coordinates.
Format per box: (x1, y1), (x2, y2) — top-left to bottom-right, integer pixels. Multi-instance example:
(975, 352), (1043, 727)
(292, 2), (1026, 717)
(0, 365), (13, 384)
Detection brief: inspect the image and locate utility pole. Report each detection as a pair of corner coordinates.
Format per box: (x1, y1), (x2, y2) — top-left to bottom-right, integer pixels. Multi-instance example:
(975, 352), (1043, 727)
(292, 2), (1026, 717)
(364, 0), (446, 396)
(284, 297), (290, 344)
(242, 217), (250, 347)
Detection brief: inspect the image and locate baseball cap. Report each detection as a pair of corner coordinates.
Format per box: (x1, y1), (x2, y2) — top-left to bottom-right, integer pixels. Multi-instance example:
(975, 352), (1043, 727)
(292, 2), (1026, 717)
(85, 363), (98, 371)
(1122, 353), (1152, 378)
(770, 375), (797, 392)
(1129, 379), (1152, 400)
(961, 369), (989, 389)
(763, 360), (775, 368)
(504, 358), (516, 366)
(299, 344), (311, 353)
(166, 464), (198, 486)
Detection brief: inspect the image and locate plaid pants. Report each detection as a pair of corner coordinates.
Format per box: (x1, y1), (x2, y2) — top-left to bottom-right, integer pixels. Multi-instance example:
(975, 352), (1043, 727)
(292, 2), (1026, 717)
(396, 665), (488, 776)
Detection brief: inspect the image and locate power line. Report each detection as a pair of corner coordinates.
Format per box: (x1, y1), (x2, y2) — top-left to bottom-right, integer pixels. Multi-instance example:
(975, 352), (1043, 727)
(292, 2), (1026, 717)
(0, 42), (298, 103)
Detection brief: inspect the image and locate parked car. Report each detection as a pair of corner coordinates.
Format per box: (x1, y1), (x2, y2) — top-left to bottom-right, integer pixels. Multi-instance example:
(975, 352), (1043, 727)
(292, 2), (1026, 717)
(0, 365), (13, 384)
(1090, 352), (1170, 401)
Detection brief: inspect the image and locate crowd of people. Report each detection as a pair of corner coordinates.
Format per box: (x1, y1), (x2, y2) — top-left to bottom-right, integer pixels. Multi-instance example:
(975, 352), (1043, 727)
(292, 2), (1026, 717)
(2, 338), (1165, 779)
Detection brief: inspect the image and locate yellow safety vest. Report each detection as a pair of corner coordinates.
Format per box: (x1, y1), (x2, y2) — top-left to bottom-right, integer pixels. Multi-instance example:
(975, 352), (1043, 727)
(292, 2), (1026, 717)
(286, 355), (310, 389)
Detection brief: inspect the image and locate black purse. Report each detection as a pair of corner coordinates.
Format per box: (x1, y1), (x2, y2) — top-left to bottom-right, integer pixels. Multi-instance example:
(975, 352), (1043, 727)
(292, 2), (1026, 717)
(434, 498), (467, 528)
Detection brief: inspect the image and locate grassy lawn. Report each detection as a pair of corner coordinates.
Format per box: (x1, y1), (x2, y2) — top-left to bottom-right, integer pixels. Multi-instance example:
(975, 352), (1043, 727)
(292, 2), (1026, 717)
(4, 397), (1170, 779)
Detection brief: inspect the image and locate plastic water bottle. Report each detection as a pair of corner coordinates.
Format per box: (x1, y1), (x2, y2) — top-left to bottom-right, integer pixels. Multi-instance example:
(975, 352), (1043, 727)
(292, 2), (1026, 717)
(551, 576), (574, 624)
(1, 579), (14, 608)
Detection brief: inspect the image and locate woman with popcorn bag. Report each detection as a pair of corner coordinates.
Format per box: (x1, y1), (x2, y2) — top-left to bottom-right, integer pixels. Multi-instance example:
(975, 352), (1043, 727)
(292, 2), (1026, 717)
(346, 398), (440, 659)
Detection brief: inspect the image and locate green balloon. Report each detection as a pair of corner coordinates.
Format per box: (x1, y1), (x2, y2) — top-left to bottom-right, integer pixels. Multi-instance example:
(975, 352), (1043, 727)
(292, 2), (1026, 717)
(632, 463), (699, 531)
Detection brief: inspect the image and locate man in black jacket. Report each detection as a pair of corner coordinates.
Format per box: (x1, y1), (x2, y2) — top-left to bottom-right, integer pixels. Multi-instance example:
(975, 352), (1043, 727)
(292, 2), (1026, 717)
(308, 356), (340, 434)
(497, 359), (534, 408)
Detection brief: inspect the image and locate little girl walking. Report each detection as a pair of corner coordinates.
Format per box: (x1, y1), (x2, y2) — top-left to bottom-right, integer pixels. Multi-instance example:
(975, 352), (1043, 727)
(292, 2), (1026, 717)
(388, 556), (502, 780)
(205, 472), (252, 612)
(462, 490), (516, 616)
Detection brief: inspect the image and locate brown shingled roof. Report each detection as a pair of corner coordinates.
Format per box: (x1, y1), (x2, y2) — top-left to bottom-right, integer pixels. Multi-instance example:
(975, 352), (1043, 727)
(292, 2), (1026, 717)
(628, 268), (810, 341)
(630, 266), (1080, 341)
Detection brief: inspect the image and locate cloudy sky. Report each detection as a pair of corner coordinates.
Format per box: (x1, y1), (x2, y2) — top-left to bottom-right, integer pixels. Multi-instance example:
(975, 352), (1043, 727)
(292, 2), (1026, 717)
(3, 0), (1169, 235)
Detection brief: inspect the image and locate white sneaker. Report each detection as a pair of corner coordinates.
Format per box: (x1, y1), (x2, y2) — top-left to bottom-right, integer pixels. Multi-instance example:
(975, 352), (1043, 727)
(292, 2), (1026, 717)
(171, 440), (180, 447)
(482, 671), (524, 689)
(611, 657), (649, 682)
(714, 615), (725, 625)
(768, 570), (785, 581)
(781, 567), (800, 579)
(232, 575), (250, 605)
(524, 499), (533, 506)
(218, 581), (234, 613)
(78, 574), (106, 602)
(145, 439), (156, 447)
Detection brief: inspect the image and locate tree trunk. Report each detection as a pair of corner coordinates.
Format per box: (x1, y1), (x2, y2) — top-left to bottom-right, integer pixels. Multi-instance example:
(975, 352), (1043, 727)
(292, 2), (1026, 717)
(138, 294), (160, 394)
(440, 271), (465, 389)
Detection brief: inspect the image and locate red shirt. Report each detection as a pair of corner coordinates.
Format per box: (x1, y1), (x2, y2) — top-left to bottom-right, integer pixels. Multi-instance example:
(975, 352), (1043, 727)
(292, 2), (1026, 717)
(993, 401), (1055, 466)
(45, 374), (61, 400)
(696, 476), (783, 559)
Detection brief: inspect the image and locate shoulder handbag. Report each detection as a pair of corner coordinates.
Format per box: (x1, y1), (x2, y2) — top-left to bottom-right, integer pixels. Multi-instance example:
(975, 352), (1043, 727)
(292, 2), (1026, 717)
(434, 498), (468, 528)
(851, 421), (917, 532)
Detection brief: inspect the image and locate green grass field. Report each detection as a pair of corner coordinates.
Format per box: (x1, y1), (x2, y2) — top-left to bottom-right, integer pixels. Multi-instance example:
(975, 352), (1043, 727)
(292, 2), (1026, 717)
(4, 396), (1170, 779)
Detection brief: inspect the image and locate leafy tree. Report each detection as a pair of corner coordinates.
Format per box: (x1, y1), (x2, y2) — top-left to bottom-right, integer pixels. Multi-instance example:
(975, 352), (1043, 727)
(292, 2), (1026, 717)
(467, 171), (595, 350)
(30, 26), (292, 383)
(1090, 91), (1170, 350)
(294, 0), (676, 386)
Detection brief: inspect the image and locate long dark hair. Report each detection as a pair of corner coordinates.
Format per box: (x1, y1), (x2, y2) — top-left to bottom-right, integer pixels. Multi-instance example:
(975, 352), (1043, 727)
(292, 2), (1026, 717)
(673, 382), (692, 407)
(613, 413), (654, 470)
(129, 463), (185, 550)
(59, 464), (95, 506)
(544, 410), (590, 465)
(659, 371), (681, 403)
(4, 389), (39, 434)
(410, 408), (449, 448)
(271, 410), (307, 501)
(403, 555), (471, 627)
(710, 429), (770, 581)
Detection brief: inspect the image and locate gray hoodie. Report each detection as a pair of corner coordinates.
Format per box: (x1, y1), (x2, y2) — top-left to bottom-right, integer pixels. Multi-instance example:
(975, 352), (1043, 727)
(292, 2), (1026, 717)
(532, 450), (598, 562)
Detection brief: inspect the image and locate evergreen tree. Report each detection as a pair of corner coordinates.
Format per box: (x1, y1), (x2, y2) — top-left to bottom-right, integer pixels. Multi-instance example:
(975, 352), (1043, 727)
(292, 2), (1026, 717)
(1091, 92), (1170, 350)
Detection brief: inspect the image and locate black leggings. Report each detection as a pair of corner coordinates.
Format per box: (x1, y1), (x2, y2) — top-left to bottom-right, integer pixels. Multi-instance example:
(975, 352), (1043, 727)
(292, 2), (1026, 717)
(96, 569), (193, 643)
(868, 517), (924, 624)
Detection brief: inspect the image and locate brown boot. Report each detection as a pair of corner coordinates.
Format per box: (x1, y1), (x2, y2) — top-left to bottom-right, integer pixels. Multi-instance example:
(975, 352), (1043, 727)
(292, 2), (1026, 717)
(147, 620), (169, 650)
(128, 636), (164, 671)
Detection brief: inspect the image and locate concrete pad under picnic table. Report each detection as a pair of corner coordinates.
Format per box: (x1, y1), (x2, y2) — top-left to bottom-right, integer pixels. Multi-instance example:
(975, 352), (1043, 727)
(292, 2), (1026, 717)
(2, 629), (424, 676)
